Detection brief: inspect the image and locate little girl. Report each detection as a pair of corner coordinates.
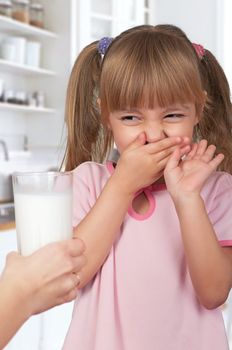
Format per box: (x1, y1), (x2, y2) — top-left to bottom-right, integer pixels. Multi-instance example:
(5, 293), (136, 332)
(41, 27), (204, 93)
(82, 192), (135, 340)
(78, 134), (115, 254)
(63, 25), (232, 349)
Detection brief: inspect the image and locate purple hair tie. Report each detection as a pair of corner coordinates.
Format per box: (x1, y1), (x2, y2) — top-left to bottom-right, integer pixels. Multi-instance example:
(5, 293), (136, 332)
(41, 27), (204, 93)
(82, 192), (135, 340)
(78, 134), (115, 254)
(98, 37), (113, 55)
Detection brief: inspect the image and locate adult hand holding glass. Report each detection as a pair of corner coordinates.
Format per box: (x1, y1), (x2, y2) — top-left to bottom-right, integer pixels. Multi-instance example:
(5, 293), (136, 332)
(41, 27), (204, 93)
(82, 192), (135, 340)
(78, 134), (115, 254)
(0, 238), (86, 349)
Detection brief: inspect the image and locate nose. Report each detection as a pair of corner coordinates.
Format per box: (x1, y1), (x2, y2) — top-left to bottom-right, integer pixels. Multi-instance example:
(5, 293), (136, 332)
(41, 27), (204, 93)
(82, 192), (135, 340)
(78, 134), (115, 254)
(145, 123), (167, 143)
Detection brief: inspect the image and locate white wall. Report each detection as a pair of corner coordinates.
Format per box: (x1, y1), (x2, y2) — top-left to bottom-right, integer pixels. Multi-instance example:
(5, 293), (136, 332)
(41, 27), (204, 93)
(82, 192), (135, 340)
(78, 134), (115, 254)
(153, 0), (218, 56)
(152, 0), (232, 91)
(217, 0), (232, 89)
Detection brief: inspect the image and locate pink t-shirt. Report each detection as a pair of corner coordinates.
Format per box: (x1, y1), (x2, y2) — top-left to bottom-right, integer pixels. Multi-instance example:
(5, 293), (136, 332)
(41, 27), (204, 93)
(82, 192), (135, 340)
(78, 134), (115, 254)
(63, 162), (232, 350)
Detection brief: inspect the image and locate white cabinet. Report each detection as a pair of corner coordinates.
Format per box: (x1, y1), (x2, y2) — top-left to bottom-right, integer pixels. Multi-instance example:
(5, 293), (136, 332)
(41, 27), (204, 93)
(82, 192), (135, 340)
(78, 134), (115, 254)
(0, 14), (57, 111)
(0, 1), (72, 153)
(71, 0), (154, 63)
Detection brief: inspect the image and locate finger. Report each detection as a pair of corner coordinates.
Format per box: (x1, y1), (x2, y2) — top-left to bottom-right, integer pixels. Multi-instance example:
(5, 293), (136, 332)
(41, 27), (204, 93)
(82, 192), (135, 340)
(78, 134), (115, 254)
(64, 288), (79, 303)
(71, 254), (87, 272)
(179, 145), (191, 158)
(60, 288), (79, 304)
(5, 251), (21, 263)
(145, 136), (182, 154)
(61, 272), (81, 293)
(181, 136), (191, 145)
(152, 146), (175, 162)
(209, 153), (224, 170)
(126, 132), (146, 150)
(152, 139), (191, 163)
(200, 145), (216, 162)
(68, 237), (86, 257)
(165, 148), (181, 171)
(184, 143), (198, 160)
(153, 144), (190, 165)
(196, 139), (208, 157)
(152, 153), (172, 172)
(72, 272), (81, 287)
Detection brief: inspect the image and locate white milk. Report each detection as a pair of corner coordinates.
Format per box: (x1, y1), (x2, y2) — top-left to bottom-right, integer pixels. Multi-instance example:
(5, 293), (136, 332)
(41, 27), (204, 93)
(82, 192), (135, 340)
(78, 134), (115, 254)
(14, 191), (73, 256)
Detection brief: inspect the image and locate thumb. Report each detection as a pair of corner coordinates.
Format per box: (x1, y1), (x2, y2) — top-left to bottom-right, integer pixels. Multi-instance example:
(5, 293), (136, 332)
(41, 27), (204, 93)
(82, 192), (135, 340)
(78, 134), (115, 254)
(127, 132), (146, 150)
(5, 251), (21, 265)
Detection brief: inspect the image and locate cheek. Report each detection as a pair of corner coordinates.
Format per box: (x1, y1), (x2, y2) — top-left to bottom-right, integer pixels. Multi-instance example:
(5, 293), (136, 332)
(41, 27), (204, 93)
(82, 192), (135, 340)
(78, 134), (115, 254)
(165, 123), (195, 138)
(113, 129), (140, 153)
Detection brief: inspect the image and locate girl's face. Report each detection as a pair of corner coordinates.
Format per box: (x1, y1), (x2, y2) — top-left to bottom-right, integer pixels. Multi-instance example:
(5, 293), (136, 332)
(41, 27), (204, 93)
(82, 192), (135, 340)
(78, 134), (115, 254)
(108, 102), (199, 153)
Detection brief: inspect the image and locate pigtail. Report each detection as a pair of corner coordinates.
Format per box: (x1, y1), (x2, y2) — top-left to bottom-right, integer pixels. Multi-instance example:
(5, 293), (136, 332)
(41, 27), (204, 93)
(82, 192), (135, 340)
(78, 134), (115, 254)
(63, 41), (113, 171)
(196, 50), (232, 174)
(154, 24), (232, 174)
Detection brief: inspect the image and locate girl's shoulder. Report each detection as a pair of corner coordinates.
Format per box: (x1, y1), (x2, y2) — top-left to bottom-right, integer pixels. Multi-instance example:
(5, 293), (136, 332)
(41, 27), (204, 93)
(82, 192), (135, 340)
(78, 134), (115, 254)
(73, 161), (108, 173)
(72, 161), (111, 184)
(202, 171), (232, 204)
(206, 171), (232, 188)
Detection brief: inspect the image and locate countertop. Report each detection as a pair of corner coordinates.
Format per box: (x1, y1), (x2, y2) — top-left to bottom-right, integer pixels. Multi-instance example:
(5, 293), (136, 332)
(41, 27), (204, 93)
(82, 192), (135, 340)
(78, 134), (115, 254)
(0, 221), (15, 231)
(0, 147), (62, 175)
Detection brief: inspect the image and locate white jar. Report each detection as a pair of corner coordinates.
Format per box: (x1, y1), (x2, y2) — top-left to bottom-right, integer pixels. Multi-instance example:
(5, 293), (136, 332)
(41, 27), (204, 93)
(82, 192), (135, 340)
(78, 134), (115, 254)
(2, 36), (26, 65)
(25, 41), (41, 67)
(0, 42), (16, 61)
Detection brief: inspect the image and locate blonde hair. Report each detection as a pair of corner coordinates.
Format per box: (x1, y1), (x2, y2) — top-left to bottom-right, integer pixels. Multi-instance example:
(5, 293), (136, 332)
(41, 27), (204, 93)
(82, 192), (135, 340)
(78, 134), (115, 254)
(63, 41), (113, 170)
(63, 25), (232, 174)
(154, 24), (232, 173)
(100, 27), (204, 121)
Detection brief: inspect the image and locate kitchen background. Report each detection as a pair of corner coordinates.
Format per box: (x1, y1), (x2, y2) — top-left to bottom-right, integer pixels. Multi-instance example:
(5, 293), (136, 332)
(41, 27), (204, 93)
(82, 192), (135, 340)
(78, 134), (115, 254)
(0, 0), (231, 349)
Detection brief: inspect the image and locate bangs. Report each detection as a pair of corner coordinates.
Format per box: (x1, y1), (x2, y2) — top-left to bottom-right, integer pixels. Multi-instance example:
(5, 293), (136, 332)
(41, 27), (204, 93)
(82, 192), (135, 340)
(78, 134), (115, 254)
(100, 30), (205, 117)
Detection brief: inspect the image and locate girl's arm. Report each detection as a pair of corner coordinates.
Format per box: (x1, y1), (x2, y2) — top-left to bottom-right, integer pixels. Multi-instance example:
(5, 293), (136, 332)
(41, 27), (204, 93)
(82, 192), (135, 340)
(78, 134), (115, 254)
(164, 140), (232, 309)
(74, 134), (189, 288)
(0, 239), (85, 349)
(174, 194), (232, 309)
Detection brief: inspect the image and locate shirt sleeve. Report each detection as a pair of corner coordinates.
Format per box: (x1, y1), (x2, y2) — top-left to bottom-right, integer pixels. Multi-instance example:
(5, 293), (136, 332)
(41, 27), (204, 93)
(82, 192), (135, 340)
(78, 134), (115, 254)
(72, 162), (106, 227)
(206, 172), (232, 247)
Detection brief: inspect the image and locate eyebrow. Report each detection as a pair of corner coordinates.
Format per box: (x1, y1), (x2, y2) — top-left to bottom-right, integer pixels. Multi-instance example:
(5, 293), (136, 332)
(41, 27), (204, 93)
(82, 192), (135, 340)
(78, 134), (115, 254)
(162, 104), (191, 112)
(119, 104), (191, 114)
(119, 108), (141, 113)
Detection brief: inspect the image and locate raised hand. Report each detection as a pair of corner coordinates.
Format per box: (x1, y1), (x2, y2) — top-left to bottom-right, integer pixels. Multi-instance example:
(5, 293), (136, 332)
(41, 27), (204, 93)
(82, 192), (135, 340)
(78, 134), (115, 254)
(164, 139), (224, 200)
(113, 133), (190, 195)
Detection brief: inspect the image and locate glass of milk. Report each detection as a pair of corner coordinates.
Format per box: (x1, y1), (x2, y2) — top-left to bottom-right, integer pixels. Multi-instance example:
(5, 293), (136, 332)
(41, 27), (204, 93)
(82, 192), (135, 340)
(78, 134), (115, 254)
(12, 171), (73, 256)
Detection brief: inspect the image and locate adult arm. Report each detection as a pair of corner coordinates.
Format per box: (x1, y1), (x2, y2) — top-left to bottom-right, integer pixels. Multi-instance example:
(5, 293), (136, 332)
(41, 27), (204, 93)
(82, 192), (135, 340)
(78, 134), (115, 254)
(0, 238), (86, 349)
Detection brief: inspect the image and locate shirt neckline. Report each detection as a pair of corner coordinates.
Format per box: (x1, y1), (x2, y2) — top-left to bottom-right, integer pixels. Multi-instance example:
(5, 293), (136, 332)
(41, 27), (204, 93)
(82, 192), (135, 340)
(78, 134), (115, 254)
(106, 161), (166, 221)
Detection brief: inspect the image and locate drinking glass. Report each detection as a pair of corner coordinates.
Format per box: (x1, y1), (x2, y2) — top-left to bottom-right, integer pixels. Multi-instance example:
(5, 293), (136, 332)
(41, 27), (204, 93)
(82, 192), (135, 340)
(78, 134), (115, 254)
(12, 171), (73, 256)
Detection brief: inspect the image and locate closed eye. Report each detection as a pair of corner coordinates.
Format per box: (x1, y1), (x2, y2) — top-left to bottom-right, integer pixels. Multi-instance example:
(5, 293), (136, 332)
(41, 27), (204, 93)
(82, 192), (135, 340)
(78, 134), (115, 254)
(164, 114), (185, 120)
(121, 115), (141, 124)
(121, 115), (140, 120)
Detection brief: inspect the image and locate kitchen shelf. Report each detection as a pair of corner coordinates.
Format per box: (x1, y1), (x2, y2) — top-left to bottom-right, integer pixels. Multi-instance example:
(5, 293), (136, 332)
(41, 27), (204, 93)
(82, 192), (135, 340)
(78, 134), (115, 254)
(0, 59), (56, 76)
(0, 15), (57, 39)
(0, 102), (56, 114)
